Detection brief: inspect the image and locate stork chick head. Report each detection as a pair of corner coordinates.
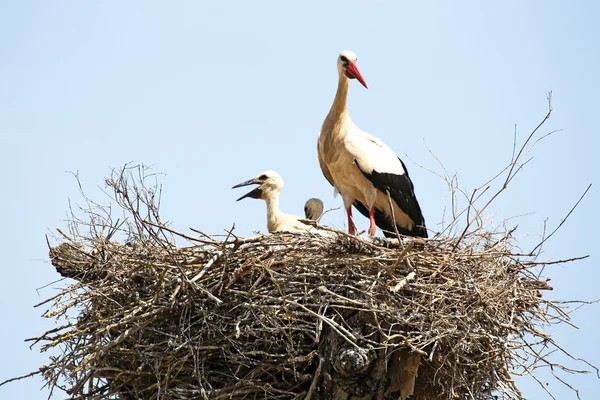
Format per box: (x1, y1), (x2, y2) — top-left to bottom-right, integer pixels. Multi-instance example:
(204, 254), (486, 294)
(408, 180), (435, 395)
(304, 198), (324, 220)
(232, 170), (284, 201)
(337, 50), (368, 88)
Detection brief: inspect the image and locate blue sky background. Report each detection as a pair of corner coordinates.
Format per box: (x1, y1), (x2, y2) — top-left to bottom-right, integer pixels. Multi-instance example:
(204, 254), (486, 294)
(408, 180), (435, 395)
(1, 1), (598, 398)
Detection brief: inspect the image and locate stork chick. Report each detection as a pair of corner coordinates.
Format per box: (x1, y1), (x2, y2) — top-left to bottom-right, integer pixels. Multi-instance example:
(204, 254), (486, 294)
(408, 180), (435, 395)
(317, 50), (427, 238)
(233, 171), (319, 234)
(304, 198), (324, 221)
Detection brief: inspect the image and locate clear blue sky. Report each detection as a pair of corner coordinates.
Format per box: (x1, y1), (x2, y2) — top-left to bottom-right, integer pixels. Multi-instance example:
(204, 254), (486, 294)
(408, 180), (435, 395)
(1, 1), (598, 398)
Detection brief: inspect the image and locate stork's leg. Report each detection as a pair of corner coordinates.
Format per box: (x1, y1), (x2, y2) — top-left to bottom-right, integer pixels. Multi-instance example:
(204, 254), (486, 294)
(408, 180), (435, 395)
(346, 206), (356, 235)
(368, 207), (377, 237)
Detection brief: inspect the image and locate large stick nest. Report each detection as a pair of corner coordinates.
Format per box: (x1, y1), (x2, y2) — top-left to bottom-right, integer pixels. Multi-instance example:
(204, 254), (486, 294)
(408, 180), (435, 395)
(24, 156), (586, 400)
(46, 226), (554, 400)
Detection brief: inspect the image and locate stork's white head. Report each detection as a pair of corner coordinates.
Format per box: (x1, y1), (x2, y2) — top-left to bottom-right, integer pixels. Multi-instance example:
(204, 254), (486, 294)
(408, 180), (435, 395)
(304, 198), (324, 221)
(337, 50), (368, 88)
(232, 170), (284, 201)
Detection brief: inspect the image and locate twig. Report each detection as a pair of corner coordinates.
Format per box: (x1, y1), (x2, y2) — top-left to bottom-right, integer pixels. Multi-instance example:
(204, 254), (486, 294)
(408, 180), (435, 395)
(530, 184), (592, 254)
(0, 370), (42, 387)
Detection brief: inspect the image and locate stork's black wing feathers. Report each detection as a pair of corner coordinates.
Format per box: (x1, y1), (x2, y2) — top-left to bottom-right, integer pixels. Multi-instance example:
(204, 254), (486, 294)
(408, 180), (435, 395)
(354, 158), (427, 238)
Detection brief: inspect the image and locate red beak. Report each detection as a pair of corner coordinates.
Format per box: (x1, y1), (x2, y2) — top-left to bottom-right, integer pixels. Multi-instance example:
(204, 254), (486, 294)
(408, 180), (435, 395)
(344, 61), (368, 88)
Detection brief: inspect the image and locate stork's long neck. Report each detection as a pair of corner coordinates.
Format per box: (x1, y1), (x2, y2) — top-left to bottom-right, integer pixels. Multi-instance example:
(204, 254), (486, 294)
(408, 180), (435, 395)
(263, 190), (281, 232)
(329, 74), (350, 120)
(322, 74), (352, 140)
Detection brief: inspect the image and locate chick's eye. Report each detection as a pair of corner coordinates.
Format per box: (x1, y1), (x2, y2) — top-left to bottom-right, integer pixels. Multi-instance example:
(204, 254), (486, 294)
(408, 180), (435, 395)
(340, 55), (348, 63)
(258, 174), (267, 180)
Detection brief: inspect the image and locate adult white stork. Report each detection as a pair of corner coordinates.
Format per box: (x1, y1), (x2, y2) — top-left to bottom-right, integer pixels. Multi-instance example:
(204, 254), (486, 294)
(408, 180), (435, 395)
(233, 171), (326, 234)
(317, 50), (427, 238)
(304, 198), (324, 221)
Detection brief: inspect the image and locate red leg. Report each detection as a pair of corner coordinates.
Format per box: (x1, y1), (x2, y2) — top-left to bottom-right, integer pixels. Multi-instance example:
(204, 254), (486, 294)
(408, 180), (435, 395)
(368, 207), (377, 237)
(346, 206), (356, 235)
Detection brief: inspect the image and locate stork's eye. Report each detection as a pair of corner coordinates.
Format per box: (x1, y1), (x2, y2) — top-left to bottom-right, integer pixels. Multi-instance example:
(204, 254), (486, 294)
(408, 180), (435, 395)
(340, 55), (348, 63)
(258, 174), (267, 180)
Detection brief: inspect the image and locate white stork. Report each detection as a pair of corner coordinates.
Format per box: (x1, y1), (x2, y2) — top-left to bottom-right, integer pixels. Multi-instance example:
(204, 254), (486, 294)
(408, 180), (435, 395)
(317, 50), (427, 238)
(233, 171), (326, 234)
(304, 198), (324, 221)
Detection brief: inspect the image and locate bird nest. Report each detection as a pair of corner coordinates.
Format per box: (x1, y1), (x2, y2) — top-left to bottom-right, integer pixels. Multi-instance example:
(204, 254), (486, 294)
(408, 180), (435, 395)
(36, 221), (585, 400)
(4, 162), (587, 400)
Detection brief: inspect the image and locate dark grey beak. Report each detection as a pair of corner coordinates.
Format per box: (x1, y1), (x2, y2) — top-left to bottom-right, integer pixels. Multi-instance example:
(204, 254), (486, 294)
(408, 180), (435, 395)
(232, 178), (263, 201)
